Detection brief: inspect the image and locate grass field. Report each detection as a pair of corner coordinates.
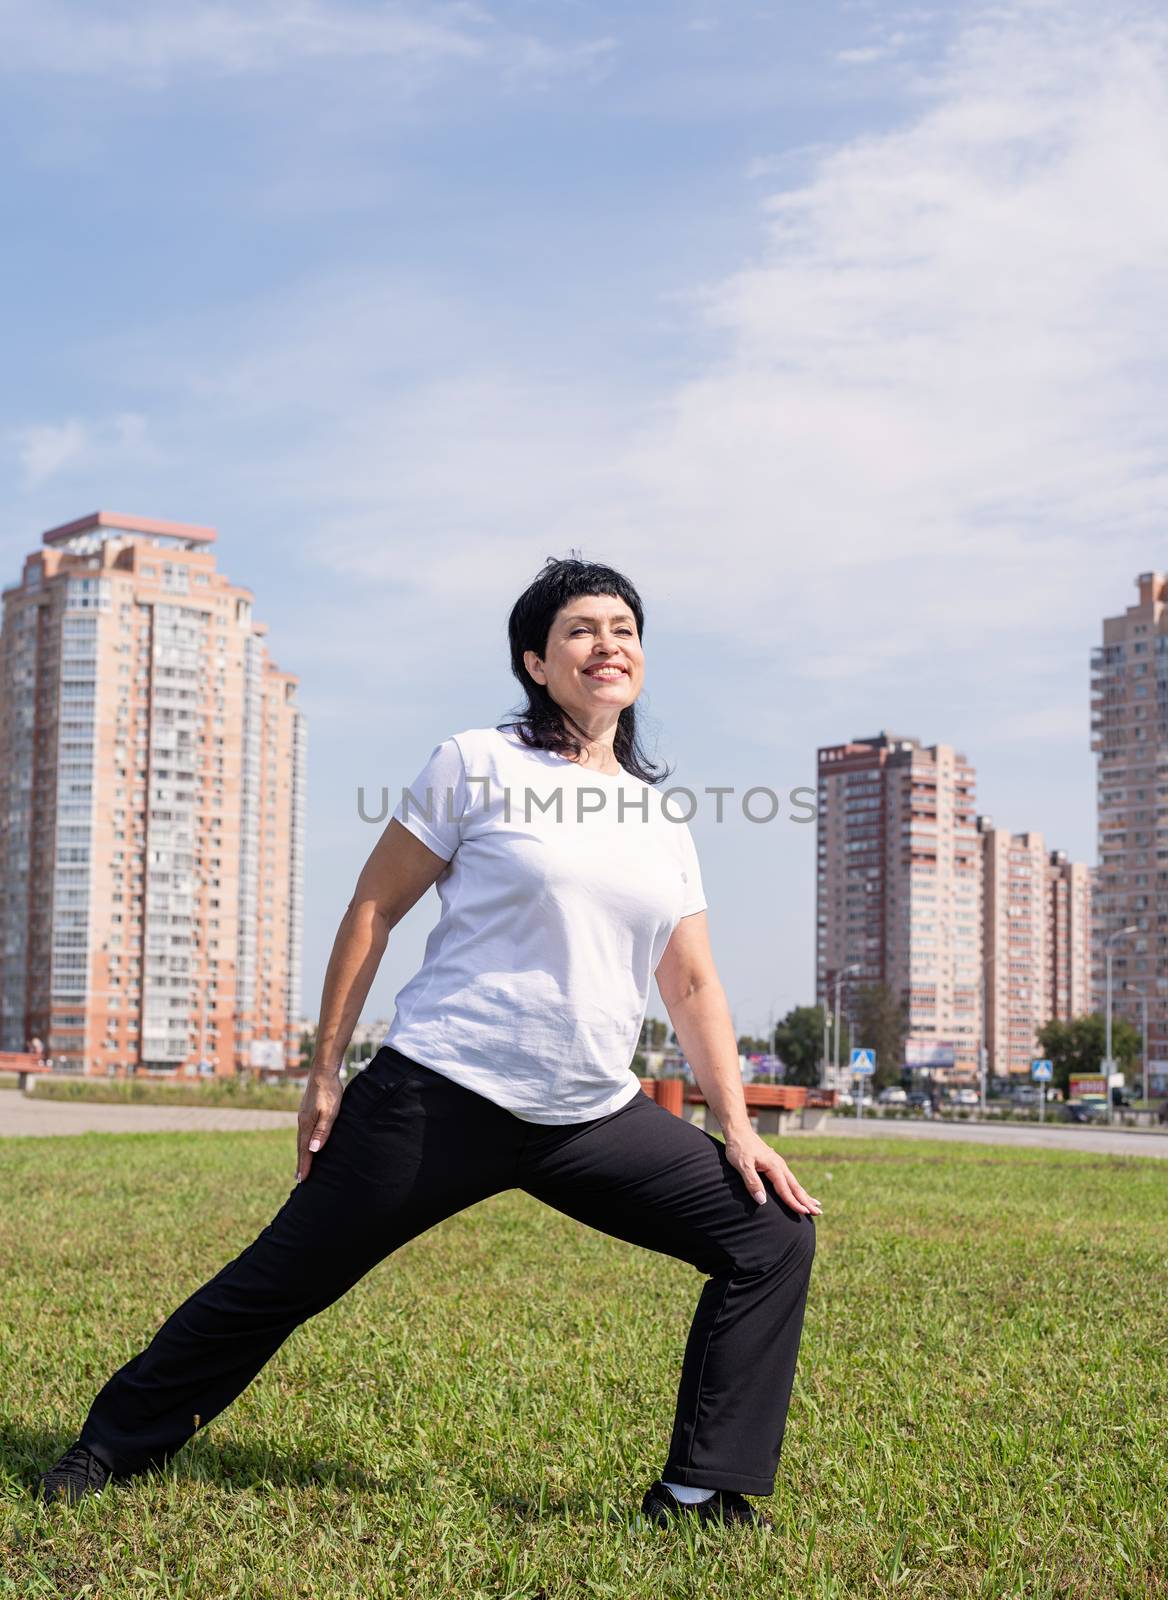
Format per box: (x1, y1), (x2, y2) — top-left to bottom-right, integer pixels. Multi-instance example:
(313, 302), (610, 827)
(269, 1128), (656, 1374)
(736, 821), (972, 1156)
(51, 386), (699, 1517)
(20, 1077), (306, 1112)
(2, 1130), (1165, 1599)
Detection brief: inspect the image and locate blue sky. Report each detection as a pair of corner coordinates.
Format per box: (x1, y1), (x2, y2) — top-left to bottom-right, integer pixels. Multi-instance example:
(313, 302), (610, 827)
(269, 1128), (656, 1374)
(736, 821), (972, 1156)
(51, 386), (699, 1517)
(3, 0), (1166, 1039)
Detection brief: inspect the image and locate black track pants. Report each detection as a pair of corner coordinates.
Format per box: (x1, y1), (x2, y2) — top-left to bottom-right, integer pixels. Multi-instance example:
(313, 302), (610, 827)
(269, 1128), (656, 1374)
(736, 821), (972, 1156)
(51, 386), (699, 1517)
(80, 1047), (815, 1496)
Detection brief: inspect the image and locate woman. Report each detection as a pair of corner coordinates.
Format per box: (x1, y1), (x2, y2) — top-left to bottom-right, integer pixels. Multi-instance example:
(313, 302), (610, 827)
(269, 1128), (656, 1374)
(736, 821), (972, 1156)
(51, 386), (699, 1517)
(40, 556), (820, 1529)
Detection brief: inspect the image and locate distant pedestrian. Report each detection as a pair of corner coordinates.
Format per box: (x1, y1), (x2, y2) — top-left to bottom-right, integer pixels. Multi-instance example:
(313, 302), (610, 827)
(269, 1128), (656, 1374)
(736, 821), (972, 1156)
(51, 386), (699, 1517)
(41, 556), (819, 1530)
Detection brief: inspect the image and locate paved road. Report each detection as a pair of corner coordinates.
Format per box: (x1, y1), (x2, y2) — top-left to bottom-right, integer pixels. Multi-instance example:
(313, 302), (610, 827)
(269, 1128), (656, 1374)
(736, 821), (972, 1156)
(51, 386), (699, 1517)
(784, 1115), (1168, 1159)
(3, 1091), (1165, 1158)
(0, 1092), (297, 1138)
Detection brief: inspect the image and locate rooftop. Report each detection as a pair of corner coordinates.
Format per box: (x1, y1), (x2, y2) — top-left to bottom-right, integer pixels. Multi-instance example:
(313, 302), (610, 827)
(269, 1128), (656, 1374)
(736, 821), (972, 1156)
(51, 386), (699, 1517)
(42, 511), (217, 550)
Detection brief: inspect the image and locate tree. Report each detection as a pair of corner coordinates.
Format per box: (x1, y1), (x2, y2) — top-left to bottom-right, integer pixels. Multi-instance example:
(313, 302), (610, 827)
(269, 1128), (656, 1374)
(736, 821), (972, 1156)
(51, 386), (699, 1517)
(297, 1026), (316, 1071)
(737, 1034), (770, 1055)
(638, 1016), (668, 1053)
(850, 984), (908, 1090)
(772, 1005), (826, 1087)
(1036, 1012), (1142, 1097)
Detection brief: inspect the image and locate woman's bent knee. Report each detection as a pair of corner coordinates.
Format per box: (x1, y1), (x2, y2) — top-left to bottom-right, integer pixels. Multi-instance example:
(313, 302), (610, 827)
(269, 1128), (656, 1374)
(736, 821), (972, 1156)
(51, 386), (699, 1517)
(745, 1206), (815, 1279)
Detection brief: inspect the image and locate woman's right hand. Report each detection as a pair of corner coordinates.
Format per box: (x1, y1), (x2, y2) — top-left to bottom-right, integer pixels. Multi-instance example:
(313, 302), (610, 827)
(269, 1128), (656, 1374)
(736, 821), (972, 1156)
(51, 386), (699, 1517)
(295, 817), (450, 1184)
(296, 1069), (344, 1183)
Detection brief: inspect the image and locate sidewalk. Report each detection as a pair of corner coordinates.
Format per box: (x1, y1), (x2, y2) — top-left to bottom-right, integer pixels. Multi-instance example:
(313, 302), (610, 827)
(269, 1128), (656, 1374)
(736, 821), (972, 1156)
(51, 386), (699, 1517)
(0, 1092), (298, 1138)
(783, 1114), (1168, 1159)
(4, 1088), (1166, 1159)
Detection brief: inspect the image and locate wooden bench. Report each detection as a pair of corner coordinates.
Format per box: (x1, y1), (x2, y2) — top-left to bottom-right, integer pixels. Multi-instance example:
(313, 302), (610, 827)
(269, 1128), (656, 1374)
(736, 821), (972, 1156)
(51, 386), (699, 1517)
(684, 1083), (842, 1135)
(686, 1083), (805, 1134)
(642, 1079), (839, 1130)
(0, 1052), (52, 1093)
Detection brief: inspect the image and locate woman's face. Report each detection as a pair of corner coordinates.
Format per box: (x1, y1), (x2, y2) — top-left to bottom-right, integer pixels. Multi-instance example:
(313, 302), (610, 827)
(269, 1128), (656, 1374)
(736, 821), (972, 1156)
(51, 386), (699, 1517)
(523, 592), (644, 727)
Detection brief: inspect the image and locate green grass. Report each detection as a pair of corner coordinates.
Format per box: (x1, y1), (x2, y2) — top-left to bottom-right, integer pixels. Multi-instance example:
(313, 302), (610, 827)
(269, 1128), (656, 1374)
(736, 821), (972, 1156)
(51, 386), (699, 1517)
(2, 1132), (1165, 1599)
(25, 1077), (305, 1112)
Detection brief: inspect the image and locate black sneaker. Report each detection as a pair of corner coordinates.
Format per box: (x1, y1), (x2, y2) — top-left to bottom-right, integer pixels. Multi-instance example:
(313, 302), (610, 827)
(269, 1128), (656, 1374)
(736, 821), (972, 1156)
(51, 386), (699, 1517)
(39, 1441), (112, 1505)
(639, 1479), (773, 1530)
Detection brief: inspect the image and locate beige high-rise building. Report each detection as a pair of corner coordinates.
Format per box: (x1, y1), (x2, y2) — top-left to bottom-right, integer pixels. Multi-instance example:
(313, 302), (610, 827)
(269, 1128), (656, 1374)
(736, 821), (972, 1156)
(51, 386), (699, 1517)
(816, 732), (982, 1083)
(0, 512), (307, 1077)
(1091, 572), (1168, 1095)
(977, 824), (1093, 1079)
(979, 824), (1048, 1079)
(1047, 851), (1094, 1025)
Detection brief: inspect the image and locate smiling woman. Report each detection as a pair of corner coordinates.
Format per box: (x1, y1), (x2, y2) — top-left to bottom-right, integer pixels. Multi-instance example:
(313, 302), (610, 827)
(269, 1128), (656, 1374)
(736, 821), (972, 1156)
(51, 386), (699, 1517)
(42, 554), (820, 1533)
(500, 558), (658, 783)
(523, 597), (643, 757)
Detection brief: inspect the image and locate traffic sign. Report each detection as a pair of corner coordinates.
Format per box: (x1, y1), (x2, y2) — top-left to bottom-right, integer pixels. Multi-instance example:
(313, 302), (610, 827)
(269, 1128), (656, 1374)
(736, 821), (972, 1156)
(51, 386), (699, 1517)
(1031, 1059), (1053, 1082)
(850, 1048), (876, 1076)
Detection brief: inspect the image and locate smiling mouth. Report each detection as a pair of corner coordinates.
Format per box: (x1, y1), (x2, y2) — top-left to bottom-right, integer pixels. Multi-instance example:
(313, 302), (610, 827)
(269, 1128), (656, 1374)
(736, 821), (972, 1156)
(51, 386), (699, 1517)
(583, 666), (627, 680)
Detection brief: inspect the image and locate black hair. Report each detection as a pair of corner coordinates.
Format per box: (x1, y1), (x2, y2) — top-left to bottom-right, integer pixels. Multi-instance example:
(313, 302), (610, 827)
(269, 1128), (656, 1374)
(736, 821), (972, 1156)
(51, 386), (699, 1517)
(500, 554), (671, 785)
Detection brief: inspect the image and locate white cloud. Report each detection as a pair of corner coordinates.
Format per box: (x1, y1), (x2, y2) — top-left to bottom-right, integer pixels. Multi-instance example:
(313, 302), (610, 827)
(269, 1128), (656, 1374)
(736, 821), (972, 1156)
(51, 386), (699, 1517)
(836, 46), (890, 64)
(11, 412), (151, 486)
(106, 0), (1167, 728)
(47, 2), (1167, 769)
(835, 10), (931, 68)
(623, 0), (1168, 677)
(13, 419), (91, 485)
(0, 0), (611, 86)
(994, 703), (1088, 743)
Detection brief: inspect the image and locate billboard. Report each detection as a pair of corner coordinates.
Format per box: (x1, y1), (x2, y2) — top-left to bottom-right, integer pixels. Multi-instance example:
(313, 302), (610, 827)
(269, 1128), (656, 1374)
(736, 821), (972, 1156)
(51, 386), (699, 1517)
(745, 1053), (785, 1079)
(904, 1037), (957, 1069)
(248, 1039), (286, 1071)
(1070, 1075), (1107, 1100)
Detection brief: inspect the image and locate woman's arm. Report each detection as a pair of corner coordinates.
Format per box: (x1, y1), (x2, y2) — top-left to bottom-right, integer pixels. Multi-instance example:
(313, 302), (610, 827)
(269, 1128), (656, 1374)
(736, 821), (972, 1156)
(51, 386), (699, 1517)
(296, 818), (451, 1184)
(655, 912), (822, 1217)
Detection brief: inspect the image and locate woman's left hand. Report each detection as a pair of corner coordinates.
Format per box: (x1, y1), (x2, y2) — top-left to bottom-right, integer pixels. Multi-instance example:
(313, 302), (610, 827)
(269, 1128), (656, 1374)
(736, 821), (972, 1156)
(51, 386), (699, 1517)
(296, 1068), (344, 1184)
(723, 1127), (823, 1215)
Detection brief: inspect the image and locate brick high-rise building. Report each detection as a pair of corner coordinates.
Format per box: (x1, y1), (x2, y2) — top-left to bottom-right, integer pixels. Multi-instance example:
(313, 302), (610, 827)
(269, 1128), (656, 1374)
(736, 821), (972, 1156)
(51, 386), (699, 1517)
(1091, 571), (1168, 1096)
(977, 823), (1093, 1080)
(979, 824), (1048, 1080)
(1047, 851), (1094, 1026)
(816, 732), (982, 1084)
(0, 512), (307, 1077)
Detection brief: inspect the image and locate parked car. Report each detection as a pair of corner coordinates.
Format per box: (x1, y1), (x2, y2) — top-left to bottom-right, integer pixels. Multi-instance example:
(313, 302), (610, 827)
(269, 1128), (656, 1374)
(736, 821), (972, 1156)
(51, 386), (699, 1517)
(906, 1090), (934, 1116)
(1063, 1099), (1105, 1123)
(951, 1088), (980, 1108)
(876, 1086), (908, 1106)
(835, 1091), (874, 1110)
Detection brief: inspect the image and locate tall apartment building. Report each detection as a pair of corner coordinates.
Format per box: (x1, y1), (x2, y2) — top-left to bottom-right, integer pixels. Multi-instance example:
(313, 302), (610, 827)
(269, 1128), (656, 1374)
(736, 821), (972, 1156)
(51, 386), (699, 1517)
(979, 824), (1048, 1078)
(977, 823), (1093, 1079)
(1047, 851), (1094, 1025)
(817, 733), (982, 1082)
(0, 512), (307, 1077)
(1091, 571), (1168, 1094)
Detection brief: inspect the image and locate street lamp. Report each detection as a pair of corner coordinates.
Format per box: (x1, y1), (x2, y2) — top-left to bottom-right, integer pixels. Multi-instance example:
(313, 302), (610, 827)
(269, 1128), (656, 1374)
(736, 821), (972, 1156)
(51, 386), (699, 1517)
(1123, 979), (1149, 1110)
(1104, 925), (1138, 1125)
(833, 964), (861, 1089)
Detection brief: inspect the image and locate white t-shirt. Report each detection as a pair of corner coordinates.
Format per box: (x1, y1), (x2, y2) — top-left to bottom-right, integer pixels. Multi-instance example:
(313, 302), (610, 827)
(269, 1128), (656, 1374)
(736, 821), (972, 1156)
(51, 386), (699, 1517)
(380, 725), (707, 1124)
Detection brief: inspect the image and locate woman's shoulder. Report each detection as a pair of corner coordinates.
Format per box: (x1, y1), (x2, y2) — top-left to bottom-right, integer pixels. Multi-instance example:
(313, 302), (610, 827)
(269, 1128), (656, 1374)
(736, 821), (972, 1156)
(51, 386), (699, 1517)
(442, 726), (519, 764)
